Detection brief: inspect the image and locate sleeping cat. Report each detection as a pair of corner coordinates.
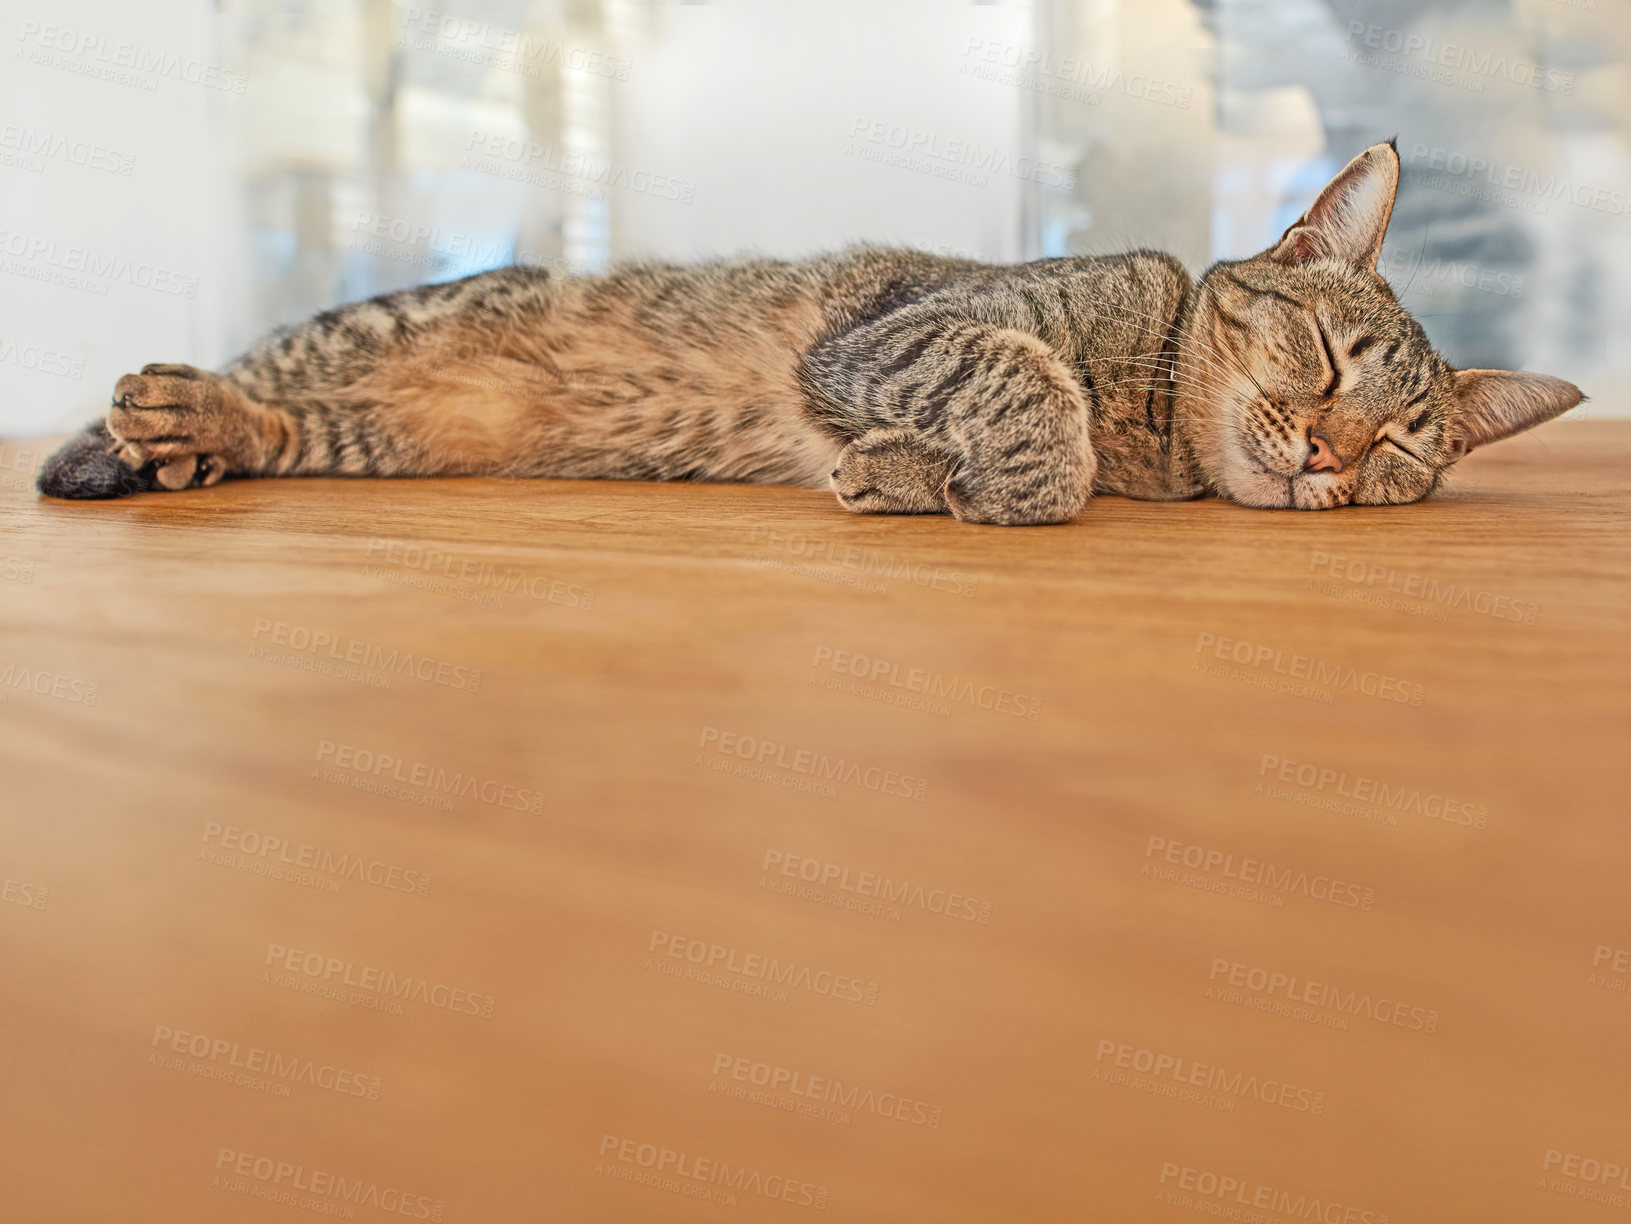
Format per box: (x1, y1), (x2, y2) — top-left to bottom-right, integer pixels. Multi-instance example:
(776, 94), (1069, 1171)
(38, 140), (1580, 524)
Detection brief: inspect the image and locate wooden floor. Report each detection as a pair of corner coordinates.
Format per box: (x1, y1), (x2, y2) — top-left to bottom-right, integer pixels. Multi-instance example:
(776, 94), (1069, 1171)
(2, 421), (1628, 1223)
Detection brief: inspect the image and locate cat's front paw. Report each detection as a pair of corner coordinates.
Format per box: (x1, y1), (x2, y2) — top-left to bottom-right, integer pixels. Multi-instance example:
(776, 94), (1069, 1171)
(831, 428), (953, 515)
(106, 363), (236, 489)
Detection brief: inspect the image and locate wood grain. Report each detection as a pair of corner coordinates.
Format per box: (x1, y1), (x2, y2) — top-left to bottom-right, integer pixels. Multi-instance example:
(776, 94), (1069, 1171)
(1, 421), (1628, 1222)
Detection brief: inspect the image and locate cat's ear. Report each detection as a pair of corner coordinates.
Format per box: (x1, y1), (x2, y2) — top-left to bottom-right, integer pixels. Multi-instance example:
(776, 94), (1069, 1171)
(1267, 142), (1399, 271)
(1447, 369), (1582, 457)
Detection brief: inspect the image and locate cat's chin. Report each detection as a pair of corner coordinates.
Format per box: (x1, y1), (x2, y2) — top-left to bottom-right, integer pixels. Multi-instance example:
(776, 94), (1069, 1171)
(1216, 463), (1294, 509)
(1209, 423), (1361, 510)
(1204, 424), (1297, 508)
(1288, 473), (1355, 510)
(1217, 462), (1359, 510)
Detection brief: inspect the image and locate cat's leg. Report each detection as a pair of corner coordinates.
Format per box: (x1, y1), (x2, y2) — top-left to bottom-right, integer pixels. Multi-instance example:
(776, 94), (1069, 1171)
(830, 428), (954, 514)
(38, 268), (554, 499)
(806, 316), (1095, 525)
(935, 328), (1094, 525)
(38, 367), (299, 499)
(106, 363), (301, 488)
(39, 361), (362, 499)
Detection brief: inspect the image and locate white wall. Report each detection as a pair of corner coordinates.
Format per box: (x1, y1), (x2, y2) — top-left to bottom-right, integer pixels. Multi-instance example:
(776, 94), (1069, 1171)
(609, 0), (1036, 263)
(0, 0), (236, 438)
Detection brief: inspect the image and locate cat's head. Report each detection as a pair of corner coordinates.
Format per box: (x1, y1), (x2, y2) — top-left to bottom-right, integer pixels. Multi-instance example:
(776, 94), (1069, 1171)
(1179, 140), (1581, 509)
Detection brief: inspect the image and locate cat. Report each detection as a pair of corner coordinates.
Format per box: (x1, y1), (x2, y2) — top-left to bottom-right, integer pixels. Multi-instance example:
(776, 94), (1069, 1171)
(37, 140), (1580, 524)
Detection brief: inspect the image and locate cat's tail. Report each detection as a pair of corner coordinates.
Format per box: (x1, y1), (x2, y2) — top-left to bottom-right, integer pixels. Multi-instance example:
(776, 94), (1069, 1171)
(37, 421), (160, 500)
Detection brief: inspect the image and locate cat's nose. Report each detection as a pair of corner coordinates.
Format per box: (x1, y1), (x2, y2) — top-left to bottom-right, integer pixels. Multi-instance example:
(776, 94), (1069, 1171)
(1305, 432), (1343, 474)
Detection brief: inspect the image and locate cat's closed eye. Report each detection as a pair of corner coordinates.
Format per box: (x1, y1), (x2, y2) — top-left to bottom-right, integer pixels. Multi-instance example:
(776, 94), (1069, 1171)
(1312, 319), (1341, 396)
(1374, 429), (1427, 465)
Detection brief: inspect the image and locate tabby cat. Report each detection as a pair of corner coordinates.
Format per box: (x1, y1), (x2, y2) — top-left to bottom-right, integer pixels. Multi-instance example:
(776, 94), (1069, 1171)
(38, 141), (1580, 524)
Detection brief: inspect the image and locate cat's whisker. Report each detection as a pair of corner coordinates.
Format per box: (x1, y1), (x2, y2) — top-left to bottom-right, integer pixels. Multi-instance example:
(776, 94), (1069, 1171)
(1087, 353), (1236, 396)
(1100, 357), (1231, 392)
(1178, 320), (1273, 406)
(1064, 289), (1250, 386)
(1074, 310), (1256, 394)
(1078, 366), (1237, 405)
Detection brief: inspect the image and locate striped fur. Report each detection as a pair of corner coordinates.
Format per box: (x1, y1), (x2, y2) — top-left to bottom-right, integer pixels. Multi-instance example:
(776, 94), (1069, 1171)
(39, 143), (1580, 522)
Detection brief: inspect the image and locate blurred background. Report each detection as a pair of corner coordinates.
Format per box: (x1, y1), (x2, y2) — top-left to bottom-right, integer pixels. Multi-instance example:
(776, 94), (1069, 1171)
(2, 0), (1626, 438)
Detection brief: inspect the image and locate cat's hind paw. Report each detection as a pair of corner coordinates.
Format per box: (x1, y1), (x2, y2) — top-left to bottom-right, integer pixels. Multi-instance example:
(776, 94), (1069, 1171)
(106, 364), (240, 472)
(89, 363), (247, 491)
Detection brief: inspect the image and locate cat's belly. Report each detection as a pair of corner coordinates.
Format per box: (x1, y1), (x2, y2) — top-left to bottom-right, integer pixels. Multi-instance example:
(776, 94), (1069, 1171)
(526, 348), (841, 486)
(366, 298), (841, 486)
